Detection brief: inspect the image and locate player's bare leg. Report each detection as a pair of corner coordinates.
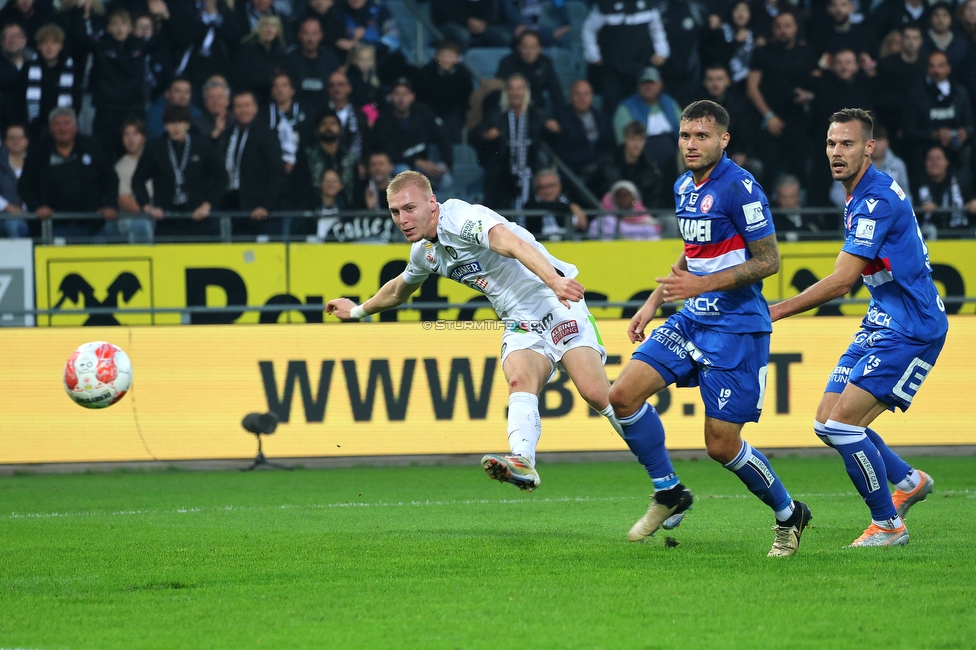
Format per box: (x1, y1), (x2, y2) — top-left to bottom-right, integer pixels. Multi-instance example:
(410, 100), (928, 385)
(560, 346), (623, 436)
(481, 350), (551, 491)
(816, 384), (913, 546)
(610, 361), (693, 540)
(705, 417), (812, 557)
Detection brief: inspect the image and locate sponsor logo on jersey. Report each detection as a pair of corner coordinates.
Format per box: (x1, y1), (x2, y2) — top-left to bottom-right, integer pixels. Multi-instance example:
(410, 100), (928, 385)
(865, 306), (892, 328)
(701, 195), (714, 213)
(855, 218), (876, 241)
(831, 365), (852, 384)
(688, 192), (699, 208)
(741, 179), (753, 193)
(890, 179), (906, 201)
(445, 245), (458, 259)
(678, 218), (712, 242)
(459, 219), (482, 243)
(687, 296), (720, 313)
(865, 199), (879, 213)
(551, 319), (579, 345)
(449, 261), (484, 283)
(742, 201), (765, 226)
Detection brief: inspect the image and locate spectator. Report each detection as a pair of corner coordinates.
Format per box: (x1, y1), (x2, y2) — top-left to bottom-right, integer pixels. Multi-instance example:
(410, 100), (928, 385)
(878, 28), (902, 60)
(311, 167), (348, 239)
(521, 168), (588, 239)
(772, 173), (837, 241)
(746, 11), (817, 185)
(588, 179), (661, 240)
(17, 23), (81, 139)
(301, 0), (346, 61)
(0, 24), (32, 92)
(18, 107), (122, 240)
(807, 48), (874, 206)
(86, 8), (167, 159)
(874, 23), (925, 140)
(146, 78), (202, 140)
(921, 2), (969, 74)
(292, 109), (358, 208)
(286, 15), (340, 114)
(582, 0), (669, 114)
(194, 76), (234, 144)
(357, 149), (393, 210)
(658, 0), (707, 107)
(326, 68), (369, 158)
(0, 123), (29, 237)
(959, 0), (976, 42)
(223, 0), (288, 54)
(698, 64), (761, 175)
(335, 0), (400, 58)
(414, 39), (474, 146)
(0, 0), (54, 49)
(701, 1), (755, 87)
(475, 73), (548, 209)
(430, 0), (510, 51)
(265, 71), (307, 174)
(372, 77), (453, 192)
(346, 42), (381, 109)
(597, 120), (665, 210)
(232, 15), (288, 102)
(872, 0), (928, 44)
(496, 29), (565, 119)
(177, 0), (234, 95)
(916, 144), (974, 237)
(133, 105), (227, 239)
(501, 0), (571, 48)
(829, 124), (910, 207)
(115, 118), (149, 214)
(903, 51), (974, 182)
(612, 67), (681, 194)
(219, 90), (286, 236)
(551, 79), (615, 197)
(806, 0), (877, 67)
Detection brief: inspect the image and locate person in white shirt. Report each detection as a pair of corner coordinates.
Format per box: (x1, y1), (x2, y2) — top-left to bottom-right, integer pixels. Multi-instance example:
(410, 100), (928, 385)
(327, 171), (624, 491)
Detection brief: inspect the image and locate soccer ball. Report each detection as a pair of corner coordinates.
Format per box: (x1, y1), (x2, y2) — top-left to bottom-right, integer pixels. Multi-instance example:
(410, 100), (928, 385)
(63, 341), (132, 409)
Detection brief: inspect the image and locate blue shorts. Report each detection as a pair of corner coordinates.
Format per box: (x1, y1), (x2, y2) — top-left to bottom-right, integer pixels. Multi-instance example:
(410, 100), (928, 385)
(825, 328), (946, 412)
(631, 313), (769, 424)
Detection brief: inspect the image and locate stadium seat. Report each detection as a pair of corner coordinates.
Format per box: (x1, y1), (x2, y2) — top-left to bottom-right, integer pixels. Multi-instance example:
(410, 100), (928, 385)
(464, 47), (510, 81)
(544, 47), (578, 100)
(386, 0), (426, 65)
(452, 143), (485, 203)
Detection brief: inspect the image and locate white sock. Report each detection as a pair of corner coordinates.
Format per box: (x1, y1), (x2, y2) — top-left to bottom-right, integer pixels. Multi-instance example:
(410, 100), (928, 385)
(508, 392), (541, 465)
(774, 501), (796, 522)
(599, 404), (624, 438)
(872, 516), (904, 530)
(895, 468), (923, 492)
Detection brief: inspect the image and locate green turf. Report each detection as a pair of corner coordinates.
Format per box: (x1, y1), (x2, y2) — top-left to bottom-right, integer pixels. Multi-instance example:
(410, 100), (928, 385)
(1, 455), (974, 649)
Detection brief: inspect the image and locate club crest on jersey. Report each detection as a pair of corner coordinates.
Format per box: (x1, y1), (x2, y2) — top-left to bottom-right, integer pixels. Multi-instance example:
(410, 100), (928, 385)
(700, 195), (713, 213)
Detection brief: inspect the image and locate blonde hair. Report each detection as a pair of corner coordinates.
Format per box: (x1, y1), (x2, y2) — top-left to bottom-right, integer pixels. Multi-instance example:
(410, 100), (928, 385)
(500, 73), (531, 112)
(386, 170), (432, 202)
(245, 15), (286, 48)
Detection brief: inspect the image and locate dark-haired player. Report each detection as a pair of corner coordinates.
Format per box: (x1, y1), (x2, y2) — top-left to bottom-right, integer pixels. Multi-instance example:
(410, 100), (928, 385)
(609, 100), (812, 556)
(770, 108), (948, 547)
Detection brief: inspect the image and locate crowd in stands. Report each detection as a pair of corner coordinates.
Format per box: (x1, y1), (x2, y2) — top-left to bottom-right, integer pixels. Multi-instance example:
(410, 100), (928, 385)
(0, 0), (974, 243)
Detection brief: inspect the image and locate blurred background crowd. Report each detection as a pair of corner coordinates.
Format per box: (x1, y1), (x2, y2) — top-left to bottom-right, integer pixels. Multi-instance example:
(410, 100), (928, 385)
(0, 0), (974, 242)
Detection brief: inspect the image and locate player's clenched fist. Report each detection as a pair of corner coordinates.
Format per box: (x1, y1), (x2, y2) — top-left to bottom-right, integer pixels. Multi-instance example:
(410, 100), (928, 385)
(325, 297), (356, 320)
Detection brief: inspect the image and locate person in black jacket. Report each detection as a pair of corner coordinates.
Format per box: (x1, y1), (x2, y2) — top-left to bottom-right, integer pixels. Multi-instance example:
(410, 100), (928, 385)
(16, 23), (82, 139)
(371, 77), (453, 190)
(19, 106), (120, 240)
(430, 0), (510, 51)
(413, 39), (473, 146)
(286, 16), (340, 116)
(132, 105), (227, 238)
(231, 15), (288, 102)
(495, 29), (565, 119)
(219, 90), (285, 237)
(551, 79), (614, 196)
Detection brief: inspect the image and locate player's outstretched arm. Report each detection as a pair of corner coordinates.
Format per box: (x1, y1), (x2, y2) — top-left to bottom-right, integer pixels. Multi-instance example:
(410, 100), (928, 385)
(629, 253), (687, 343)
(326, 275), (423, 320)
(769, 251), (868, 321)
(487, 224), (584, 307)
(657, 234), (780, 301)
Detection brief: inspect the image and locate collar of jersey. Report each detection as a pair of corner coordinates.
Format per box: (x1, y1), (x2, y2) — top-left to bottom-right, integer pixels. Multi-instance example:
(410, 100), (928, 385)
(691, 152), (732, 187)
(849, 163), (878, 202)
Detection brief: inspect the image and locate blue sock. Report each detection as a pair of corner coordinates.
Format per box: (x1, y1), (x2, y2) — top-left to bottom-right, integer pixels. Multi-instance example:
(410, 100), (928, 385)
(823, 419), (898, 522)
(864, 427), (912, 485)
(723, 441), (794, 521)
(618, 403), (678, 491)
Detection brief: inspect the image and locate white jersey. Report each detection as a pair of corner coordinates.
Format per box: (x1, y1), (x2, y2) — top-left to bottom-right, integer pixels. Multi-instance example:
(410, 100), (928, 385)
(401, 199), (579, 320)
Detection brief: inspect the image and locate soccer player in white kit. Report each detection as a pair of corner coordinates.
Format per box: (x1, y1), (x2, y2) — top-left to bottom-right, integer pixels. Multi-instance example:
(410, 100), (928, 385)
(326, 171), (623, 490)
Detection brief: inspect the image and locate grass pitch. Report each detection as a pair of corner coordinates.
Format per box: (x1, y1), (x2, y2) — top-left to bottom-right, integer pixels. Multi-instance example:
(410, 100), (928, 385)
(2, 455), (974, 649)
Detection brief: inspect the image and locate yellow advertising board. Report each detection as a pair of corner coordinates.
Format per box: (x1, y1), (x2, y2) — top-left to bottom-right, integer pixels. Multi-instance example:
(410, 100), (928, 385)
(33, 240), (976, 327)
(1, 318), (973, 464)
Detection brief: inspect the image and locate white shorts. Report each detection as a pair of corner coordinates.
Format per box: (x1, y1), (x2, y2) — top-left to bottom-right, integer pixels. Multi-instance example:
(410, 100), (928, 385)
(499, 298), (607, 383)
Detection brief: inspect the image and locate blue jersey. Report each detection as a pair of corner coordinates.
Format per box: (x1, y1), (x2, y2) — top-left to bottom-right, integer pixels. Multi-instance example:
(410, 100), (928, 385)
(673, 154), (775, 334)
(842, 164), (949, 342)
